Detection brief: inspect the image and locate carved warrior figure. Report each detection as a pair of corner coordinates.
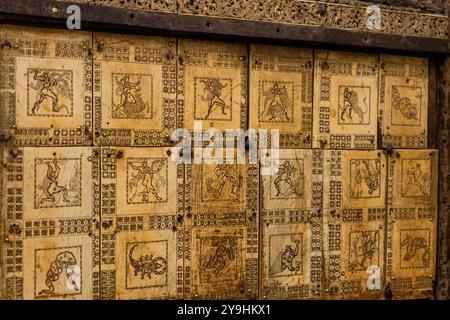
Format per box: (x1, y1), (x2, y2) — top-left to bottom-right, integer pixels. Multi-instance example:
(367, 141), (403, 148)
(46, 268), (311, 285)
(204, 238), (237, 275)
(39, 251), (78, 295)
(39, 160), (70, 206)
(200, 78), (228, 119)
(31, 70), (71, 115)
(270, 236), (301, 276)
(404, 163), (430, 196)
(352, 160), (380, 197)
(205, 164), (239, 200)
(129, 159), (166, 202)
(129, 245), (168, 280)
(401, 236), (430, 267)
(392, 86), (418, 120)
(261, 82), (290, 121)
(340, 87), (367, 124)
(113, 74), (150, 118)
(273, 160), (303, 198)
(349, 231), (378, 272)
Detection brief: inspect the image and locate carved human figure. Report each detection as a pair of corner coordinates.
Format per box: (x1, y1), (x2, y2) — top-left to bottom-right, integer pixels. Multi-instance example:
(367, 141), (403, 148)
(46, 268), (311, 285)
(205, 164), (239, 200)
(262, 82), (290, 121)
(273, 161), (302, 198)
(201, 78), (227, 119)
(32, 71), (62, 114)
(39, 160), (70, 205)
(129, 159), (165, 202)
(404, 163), (428, 196)
(114, 74), (150, 118)
(341, 87), (366, 124)
(349, 231), (378, 272)
(352, 160), (380, 197)
(204, 238), (237, 275)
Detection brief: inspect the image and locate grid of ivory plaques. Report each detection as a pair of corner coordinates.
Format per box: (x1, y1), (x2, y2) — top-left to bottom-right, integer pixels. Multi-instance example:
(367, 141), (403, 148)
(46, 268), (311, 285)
(0, 26), (438, 300)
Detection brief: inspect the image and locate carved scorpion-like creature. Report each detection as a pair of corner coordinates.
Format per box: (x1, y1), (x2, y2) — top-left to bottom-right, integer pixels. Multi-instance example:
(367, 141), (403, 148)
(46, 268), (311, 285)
(39, 251), (77, 295)
(129, 245), (168, 280)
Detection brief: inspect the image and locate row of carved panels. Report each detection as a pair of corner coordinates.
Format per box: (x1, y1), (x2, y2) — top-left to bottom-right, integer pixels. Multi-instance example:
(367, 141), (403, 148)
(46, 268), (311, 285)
(0, 26), (430, 149)
(0, 147), (437, 299)
(61, 0), (448, 39)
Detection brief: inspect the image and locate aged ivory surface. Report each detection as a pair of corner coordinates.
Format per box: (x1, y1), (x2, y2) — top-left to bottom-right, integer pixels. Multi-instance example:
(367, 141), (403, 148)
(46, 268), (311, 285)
(0, 25), (438, 300)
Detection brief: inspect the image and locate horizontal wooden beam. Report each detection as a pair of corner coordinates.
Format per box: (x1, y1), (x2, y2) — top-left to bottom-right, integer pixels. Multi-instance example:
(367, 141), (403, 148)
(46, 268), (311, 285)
(0, 0), (448, 54)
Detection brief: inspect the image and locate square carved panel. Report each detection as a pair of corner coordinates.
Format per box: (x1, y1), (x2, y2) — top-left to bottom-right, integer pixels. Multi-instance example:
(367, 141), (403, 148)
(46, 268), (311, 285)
(387, 149), (438, 298)
(260, 149), (323, 299)
(184, 148), (258, 299)
(1, 147), (100, 300)
(249, 45), (313, 148)
(313, 51), (378, 149)
(380, 55), (429, 148)
(99, 147), (183, 299)
(0, 25), (92, 146)
(93, 33), (176, 146)
(323, 150), (386, 299)
(178, 40), (247, 133)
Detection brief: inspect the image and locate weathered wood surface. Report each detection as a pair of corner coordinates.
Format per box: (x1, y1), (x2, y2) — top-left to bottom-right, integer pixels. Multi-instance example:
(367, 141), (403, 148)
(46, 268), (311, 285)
(0, 0), (448, 53)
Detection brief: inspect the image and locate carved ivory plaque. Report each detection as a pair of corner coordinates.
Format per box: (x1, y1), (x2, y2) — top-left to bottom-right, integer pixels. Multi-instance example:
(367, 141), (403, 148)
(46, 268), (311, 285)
(93, 33), (176, 146)
(178, 40), (247, 133)
(313, 51), (378, 149)
(323, 150), (386, 299)
(260, 149), (323, 299)
(0, 147), (99, 300)
(387, 150), (438, 299)
(99, 147), (183, 299)
(0, 25), (92, 146)
(184, 148), (258, 299)
(380, 55), (429, 148)
(249, 45), (313, 148)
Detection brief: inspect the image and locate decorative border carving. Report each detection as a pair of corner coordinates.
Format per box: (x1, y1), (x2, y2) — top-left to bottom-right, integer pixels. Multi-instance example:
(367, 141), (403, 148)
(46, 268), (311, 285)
(178, 0), (448, 40)
(54, 0), (448, 40)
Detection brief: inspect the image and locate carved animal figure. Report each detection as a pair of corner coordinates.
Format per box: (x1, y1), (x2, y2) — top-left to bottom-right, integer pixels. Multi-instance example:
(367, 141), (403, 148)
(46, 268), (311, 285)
(401, 236), (430, 267)
(392, 86), (418, 120)
(39, 251), (77, 295)
(269, 236), (301, 276)
(129, 245), (168, 280)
